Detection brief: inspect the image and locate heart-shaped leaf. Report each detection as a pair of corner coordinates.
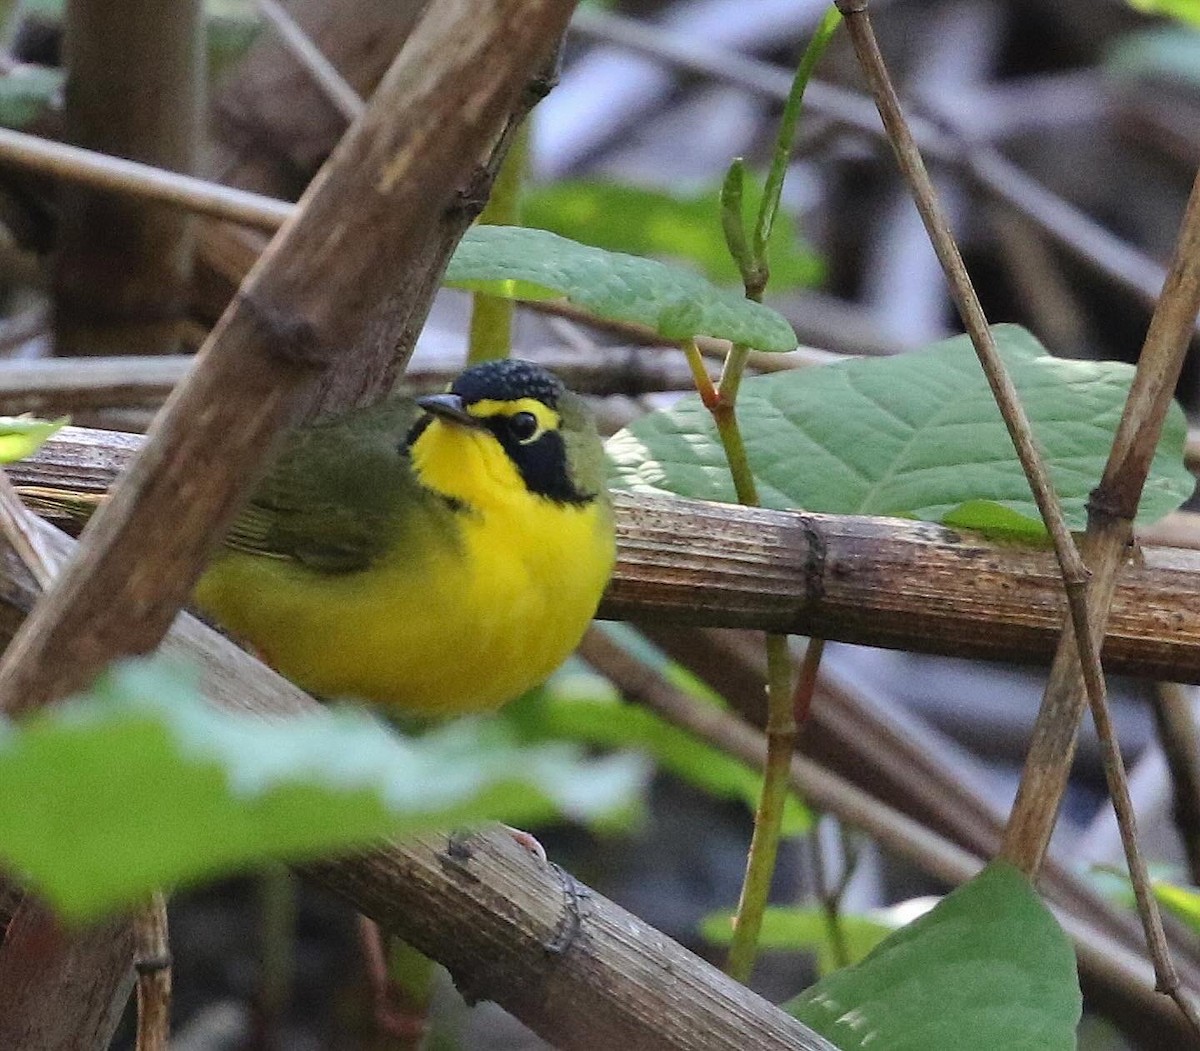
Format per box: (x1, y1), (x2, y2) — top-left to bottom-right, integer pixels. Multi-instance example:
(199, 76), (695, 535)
(607, 325), (1193, 535)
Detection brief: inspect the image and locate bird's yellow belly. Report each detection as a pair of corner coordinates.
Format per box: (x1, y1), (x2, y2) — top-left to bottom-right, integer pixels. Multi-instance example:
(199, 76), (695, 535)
(194, 500), (613, 716)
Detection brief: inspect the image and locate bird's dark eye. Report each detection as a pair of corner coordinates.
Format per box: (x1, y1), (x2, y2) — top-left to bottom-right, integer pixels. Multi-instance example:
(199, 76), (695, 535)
(508, 411), (540, 443)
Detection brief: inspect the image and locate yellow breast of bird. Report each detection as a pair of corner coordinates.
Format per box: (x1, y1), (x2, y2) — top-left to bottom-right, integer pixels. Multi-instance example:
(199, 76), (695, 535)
(194, 482), (614, 717)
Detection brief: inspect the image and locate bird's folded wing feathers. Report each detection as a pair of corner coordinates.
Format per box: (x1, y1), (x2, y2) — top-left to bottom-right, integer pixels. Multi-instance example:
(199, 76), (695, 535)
(222, 400), (430, 574)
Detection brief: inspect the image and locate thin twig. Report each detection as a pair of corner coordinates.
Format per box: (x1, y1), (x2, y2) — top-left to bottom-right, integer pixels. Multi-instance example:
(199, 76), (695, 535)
(133, 892), (171, 1051)
(257, 0), (366, 122)
(0, 127), (292, 229)
(808, 818), (856, 972)
(833, 0), (1095, 659)
(1004, 150), (1200, 1037)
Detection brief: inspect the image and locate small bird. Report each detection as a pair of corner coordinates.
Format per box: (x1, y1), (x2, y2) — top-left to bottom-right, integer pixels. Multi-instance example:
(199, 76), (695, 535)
(195, 358), (615, 714)
(29, 360), (615, 715)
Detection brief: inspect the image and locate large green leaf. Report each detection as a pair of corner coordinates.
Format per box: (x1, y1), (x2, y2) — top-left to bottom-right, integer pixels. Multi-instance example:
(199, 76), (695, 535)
(788, 863), (1081, 1050)
(0, 659), (645, 921)
(607, 325), (1193, 536)
(523, 178), (823, 291)
(444, 226), (798, 352)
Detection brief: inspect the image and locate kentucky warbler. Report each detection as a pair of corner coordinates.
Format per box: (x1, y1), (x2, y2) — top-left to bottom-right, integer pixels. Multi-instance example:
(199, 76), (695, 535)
(191, 358), (614, 714)
(27, 360), (614, 714)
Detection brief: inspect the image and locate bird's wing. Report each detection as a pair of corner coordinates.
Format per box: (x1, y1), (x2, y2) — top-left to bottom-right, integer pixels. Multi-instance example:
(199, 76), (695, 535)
(223, 398), (435, 574)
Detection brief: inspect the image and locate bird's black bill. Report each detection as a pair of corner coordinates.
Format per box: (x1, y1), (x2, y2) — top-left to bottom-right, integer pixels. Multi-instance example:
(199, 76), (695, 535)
(416, 393), (486, 430)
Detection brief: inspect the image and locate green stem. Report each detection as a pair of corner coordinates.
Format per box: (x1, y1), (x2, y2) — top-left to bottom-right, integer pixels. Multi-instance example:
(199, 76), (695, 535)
(467, 122), (528, 364)
(726, 632), (795, 981)
(720, 9), (840, 983)
(718, 342), (753, 401)
(682, 338), (719, 408)
(713, 400), (759, 506)
(752, 6), (841, 262)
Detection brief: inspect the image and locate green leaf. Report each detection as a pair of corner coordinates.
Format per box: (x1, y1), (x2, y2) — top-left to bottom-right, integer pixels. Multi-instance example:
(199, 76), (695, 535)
(522, 178), (823, 292)
(0, 65), (62, 130)
(444, 226), (798, 351)
(700, 905), (896, 974)
(787, 862), (1081, 1050)
(0, 658), (646, 921)
(508, 676), (810, 836)
(0, 415), (66, 463)
(607, 324), (1194, 535)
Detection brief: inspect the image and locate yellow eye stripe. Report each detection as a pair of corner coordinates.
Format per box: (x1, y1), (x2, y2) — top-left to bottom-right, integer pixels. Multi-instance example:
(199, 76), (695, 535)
(466, 397), (560, 431)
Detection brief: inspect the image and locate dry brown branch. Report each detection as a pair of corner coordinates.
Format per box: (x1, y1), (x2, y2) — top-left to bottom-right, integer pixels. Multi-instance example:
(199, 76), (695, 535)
(0, 516), (837, 1051)
(1002, 177), (1200, 861)
(0, 355), (190, 417)
(12, 435), (1200, 683)
(0, 904), (136, 1051)
(0, 0), (571, 713)
(837, 0), (1199, 1029)
(1000, 112), (1200, 1047)
(0, 3), (576, 1046)
(0, 345), (711, 420)
(0, 128), (293, 229)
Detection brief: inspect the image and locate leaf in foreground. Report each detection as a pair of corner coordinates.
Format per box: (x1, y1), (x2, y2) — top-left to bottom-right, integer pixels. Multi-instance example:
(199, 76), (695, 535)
(607, 324), (1193, 535)
(0, 659), (646, 922)
(788, 862), (1080, 1050)
(444, 225), (798, 351)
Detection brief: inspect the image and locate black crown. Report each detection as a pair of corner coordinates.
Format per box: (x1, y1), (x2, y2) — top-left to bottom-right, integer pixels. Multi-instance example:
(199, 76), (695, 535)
(450, 359), (565, 408)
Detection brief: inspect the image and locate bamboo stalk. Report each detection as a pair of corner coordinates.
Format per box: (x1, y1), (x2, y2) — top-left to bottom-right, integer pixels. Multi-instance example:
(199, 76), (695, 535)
(12, 434), (1200, 682)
